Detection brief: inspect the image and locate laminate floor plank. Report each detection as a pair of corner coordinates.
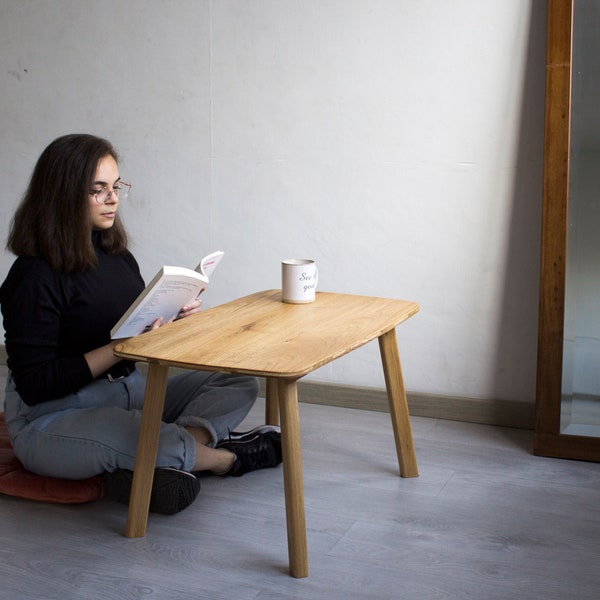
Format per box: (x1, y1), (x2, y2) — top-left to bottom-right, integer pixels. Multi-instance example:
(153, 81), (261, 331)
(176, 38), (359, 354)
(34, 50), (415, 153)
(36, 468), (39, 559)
(0, 391), (599, 599)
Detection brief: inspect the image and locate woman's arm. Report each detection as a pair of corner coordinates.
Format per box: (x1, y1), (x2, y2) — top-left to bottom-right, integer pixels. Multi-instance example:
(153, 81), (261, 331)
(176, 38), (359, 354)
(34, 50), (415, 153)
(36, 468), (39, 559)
(85, 298), (202, 377)
(84, 341), (122, 378)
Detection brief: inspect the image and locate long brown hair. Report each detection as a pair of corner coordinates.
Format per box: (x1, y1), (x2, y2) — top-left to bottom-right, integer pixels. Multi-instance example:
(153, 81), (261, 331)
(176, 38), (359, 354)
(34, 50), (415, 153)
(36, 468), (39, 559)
(6, 134), (129, 272)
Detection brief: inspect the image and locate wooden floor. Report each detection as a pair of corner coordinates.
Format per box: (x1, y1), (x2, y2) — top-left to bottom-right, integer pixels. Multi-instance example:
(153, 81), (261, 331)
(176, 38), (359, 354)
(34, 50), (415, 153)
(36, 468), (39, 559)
(0, 395), (599, 599)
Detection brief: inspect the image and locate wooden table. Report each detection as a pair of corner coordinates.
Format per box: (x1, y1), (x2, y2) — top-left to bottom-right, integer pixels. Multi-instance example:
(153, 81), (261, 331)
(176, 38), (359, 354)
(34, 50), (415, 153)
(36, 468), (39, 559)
(114, 290), (419, 578)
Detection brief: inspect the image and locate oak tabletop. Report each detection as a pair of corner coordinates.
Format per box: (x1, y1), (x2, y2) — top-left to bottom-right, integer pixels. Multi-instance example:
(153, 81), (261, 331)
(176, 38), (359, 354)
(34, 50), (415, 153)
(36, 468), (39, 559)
(114, 290), (419, 379)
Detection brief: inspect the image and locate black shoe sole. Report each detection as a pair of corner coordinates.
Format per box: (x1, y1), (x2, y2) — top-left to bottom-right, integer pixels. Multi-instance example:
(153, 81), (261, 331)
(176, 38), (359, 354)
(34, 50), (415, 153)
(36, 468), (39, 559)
(105, 467), (200, 515)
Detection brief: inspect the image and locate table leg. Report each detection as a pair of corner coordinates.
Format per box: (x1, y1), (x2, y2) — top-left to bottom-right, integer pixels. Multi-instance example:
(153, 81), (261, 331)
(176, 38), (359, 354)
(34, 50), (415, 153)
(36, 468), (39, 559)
(125, 362), (170, 538)
(378, 329), (419, 478)
(265, 377), (280, 425)
(277, 378), (308, 578)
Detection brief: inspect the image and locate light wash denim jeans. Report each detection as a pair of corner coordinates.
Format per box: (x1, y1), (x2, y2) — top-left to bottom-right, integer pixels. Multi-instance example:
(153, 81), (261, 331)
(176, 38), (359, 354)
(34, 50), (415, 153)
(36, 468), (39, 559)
(4, 368), (258, 480)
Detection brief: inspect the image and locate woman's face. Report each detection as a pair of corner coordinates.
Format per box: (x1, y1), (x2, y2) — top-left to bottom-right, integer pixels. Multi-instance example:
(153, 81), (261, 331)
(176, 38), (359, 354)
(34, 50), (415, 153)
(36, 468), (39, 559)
(89, 155), (121, 231)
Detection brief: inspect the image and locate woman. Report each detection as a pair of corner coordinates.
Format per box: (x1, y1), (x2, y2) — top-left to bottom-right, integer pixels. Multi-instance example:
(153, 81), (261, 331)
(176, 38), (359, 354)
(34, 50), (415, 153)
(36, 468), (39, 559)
(0, 134), (281, 515)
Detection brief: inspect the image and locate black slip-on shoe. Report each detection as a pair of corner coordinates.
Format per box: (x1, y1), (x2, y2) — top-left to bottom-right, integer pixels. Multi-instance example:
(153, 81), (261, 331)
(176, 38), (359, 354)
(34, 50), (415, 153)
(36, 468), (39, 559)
(105, 467), (200, 515)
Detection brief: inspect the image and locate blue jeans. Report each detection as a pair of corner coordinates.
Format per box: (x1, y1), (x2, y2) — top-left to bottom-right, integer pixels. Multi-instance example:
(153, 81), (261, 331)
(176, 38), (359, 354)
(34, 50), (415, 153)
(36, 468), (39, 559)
(4, 368), (258, 479)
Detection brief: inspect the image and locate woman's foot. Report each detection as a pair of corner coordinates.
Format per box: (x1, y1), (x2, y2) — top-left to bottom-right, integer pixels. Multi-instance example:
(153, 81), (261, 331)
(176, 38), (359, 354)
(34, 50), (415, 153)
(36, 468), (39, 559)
(104, 467), (201, 515)
(216, 427), (282, 477)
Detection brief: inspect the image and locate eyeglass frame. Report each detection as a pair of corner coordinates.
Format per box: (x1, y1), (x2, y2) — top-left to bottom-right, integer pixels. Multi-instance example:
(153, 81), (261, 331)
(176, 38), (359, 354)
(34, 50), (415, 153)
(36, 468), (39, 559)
(89, 181), (132, 204)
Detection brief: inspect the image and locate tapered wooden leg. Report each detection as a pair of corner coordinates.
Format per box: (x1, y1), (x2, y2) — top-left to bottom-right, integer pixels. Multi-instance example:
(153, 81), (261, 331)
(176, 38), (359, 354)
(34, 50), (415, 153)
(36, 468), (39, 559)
(278, 379), (308, 578)
(378, 329), (419, 478)
(265, 377), (280, 425)
(125, 362), (169, 538)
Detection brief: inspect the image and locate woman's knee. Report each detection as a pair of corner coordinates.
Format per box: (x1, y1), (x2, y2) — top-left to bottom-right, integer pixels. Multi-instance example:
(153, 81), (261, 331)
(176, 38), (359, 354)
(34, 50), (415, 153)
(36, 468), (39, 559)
(232, 374), (260, 398)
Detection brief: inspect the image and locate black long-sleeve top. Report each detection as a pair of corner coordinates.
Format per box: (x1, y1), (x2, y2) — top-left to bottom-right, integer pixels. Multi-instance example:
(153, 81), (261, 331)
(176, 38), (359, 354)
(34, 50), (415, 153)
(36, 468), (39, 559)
(0, 237), (145, 406)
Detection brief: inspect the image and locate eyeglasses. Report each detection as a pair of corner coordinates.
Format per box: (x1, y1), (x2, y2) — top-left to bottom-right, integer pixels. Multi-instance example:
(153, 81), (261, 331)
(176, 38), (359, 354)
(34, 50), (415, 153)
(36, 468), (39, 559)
(89, 181), (132, 204)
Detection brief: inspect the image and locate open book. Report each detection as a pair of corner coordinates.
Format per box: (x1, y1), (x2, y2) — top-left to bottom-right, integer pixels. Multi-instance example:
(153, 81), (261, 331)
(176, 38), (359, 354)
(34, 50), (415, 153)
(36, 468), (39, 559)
(110, 251), (224, 339)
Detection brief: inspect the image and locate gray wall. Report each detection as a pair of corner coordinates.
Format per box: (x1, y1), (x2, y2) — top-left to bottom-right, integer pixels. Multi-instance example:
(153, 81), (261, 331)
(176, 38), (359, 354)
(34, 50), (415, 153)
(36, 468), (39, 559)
(0, 0), (547, 405)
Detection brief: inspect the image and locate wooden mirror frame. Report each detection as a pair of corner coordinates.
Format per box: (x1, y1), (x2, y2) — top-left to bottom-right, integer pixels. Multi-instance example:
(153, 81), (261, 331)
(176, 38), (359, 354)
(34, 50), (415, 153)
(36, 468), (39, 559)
(534, 0), (600, 461)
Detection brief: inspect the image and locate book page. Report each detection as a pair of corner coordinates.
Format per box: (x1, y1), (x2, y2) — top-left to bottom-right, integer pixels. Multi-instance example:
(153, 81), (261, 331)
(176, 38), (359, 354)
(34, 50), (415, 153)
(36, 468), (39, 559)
(128, 279), (203, 328)
(111, 272), (205, 339)
(111, 251), (223, 339)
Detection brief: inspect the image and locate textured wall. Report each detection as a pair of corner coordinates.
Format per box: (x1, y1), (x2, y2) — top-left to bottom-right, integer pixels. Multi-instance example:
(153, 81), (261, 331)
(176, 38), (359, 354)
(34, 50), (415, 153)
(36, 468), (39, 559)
(0, 0), (547, 404)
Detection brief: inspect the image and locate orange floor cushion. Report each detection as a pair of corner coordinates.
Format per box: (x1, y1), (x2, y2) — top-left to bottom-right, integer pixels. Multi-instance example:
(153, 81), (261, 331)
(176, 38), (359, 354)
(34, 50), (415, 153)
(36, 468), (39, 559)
(0, 413), (106, 504)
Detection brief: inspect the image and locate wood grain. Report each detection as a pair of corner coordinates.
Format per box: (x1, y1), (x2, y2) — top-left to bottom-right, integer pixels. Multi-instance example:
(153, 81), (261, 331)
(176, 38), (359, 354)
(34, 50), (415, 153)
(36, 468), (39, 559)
(379, 329), (418, 477)
(125, 362), (169, 538)
(535, 0), (571, 441)
(114, 290), (419, 378)
(278, 379), (308, 577)
(114, 289), (419, 578)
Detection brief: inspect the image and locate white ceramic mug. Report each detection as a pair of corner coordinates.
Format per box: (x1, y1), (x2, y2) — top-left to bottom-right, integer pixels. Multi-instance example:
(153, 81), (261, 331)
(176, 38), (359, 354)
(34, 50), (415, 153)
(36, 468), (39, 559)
(281, 259), (319, 304)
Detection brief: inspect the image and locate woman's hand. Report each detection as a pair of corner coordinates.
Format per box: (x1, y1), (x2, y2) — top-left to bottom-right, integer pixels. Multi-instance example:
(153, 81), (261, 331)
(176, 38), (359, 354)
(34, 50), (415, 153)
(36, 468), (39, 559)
(177, 298), (203, 319)
(148, 298), (203, 331)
